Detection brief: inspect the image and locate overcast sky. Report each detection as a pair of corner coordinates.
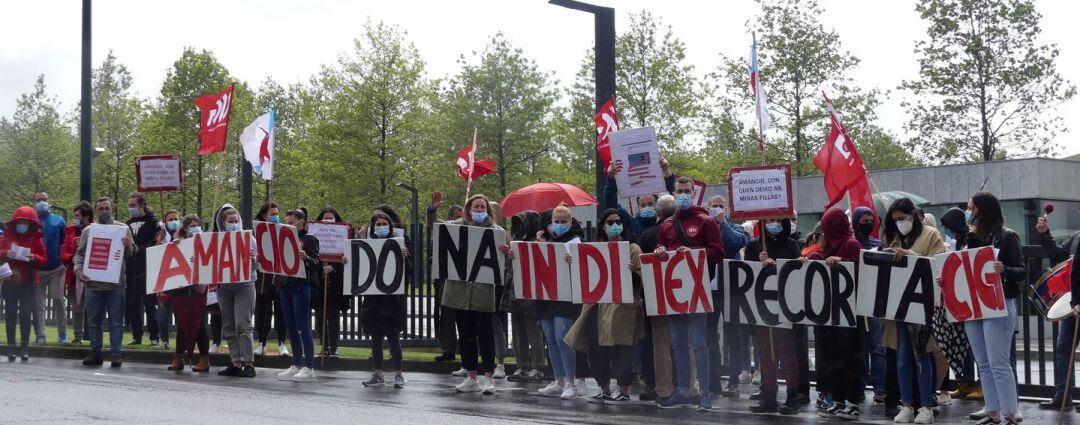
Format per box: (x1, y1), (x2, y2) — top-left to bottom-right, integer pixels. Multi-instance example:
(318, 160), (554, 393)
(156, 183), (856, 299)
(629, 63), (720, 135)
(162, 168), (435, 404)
(1, 0), (1078, 157)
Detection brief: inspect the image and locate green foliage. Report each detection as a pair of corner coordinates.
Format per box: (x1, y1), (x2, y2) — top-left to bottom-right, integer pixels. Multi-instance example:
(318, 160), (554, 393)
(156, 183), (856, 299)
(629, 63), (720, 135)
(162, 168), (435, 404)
(0, 75), (76, 216)
(92, 51), (145, 205)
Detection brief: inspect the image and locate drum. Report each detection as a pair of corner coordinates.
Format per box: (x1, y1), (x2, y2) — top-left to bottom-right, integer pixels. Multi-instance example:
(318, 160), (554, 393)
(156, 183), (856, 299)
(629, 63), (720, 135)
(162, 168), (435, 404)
(1029, 259), (1073, 321)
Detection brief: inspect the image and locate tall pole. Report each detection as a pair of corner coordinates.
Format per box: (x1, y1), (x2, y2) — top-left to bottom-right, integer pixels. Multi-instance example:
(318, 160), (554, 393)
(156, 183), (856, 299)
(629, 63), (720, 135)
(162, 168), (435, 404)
(79, 0), (92, 202)
(241, 159), (253, 229)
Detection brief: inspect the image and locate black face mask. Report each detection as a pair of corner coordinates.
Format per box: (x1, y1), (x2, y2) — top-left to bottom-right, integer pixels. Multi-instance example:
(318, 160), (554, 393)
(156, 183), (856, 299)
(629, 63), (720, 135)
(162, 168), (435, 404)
(855, 221), (874, 236)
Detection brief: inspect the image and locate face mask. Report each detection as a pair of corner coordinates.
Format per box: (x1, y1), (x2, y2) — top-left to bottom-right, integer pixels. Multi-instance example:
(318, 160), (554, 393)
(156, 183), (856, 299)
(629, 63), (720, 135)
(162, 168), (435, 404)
(638, 207), (656, 219)
(35, 201), (49, 214)
(766, 222), (783, 236)
(72, 218), (82, 227)
(964, 210), (974, 224)
(130, 207), (144, 219)
(552, 223), (570, 237)
(675, 194), (693, 209)
(710, 207), (724, 218)
(855, 221), (874, 236)
(225, 222), (242, 232)
(373, 225), (390, 238)
(896, 219), (914, 236)
(269, 215), (280, 224)
(97, 211), (112, 223)
(15, 224), (30, 234)
(321, 218), (335, 224)
(188, 226), (202, 235)
(471, 211), (488, 224)
(605, 223), (623, 238)
(166, 220), (179, 232)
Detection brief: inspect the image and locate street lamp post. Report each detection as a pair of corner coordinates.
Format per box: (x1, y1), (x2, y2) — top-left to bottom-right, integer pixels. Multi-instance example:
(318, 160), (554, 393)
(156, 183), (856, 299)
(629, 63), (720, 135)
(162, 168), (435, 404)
(396, 182), (422, 287)
(549, 0), (616, 216)
(79, 0), (92, 202)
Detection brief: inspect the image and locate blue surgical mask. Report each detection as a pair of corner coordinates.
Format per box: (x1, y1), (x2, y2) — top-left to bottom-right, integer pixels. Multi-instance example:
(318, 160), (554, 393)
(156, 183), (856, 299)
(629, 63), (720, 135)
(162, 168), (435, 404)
(15, 224), (30, 234)
(964, 209), (974, 224)
(166, 220), (179, 232)
(129, 207), (142, 218)
(675, 194), (693, 209)
(96, 211), (112, 224)
(605, 223), (623, 238)
(269, 215), (280, 224)
(35, 201), (49, 214)
(188, 226), (202, 235)
(638, 207), (656, 219)
(552, 223), (570, 237)
(225, 223), (242, 232)
(373, 225), (390, 238)
(72, 218), (81, 227)
(471, 211), (488, 224)
(766, 222), (783, 236)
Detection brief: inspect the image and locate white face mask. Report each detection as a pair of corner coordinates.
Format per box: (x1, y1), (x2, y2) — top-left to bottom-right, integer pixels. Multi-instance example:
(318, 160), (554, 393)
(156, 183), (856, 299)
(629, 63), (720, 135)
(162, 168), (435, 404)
(896, 219), (914, 236)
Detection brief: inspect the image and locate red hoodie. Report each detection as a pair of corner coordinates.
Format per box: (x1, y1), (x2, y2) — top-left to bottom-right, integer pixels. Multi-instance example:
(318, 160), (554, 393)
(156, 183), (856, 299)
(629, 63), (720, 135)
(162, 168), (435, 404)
(0, 206), (47, 285)
(820, 208), (862, 264)
(60, 223), (80, 290)
(657, 205), (726, 267)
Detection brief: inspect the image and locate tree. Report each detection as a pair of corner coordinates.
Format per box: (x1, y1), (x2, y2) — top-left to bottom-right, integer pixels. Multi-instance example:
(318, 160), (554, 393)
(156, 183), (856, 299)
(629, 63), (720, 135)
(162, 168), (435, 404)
(92, 51), (145, 204)
(902, 0), (1075, 162)
(0, 75), (76, 213)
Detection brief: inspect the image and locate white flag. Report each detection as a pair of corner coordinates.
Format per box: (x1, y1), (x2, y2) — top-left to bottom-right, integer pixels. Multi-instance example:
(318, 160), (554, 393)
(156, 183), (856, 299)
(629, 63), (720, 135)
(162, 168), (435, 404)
(239, 109), (276, 180)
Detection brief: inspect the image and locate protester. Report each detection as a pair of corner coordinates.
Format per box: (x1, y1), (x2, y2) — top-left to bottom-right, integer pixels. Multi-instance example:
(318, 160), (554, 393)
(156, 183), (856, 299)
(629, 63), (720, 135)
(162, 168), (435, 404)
(30, 191), (68, 345)
(427, 192), (464, 363)
(487, 201), (510, 379)
(1, 206), (47, 361)
(639, 195), (679, 403)
(938, 207), (980, 402)
(164, 215), (211, 373)
(881, 198), (946, 424)
(212, 204), (258, 378)
(315, 205), (351, 357)
(707, 195), (751, 398)
(443, 194), (506, 395)
(963, 192), (1024, 424)
(60, 201), (93, 345)
(253, 202), (289, 357)
(276, 209), (320, 382)
(814, 208), (865, 420)
(155, 209), (180, 351)
(75, 197), (135, 367)
(1036, 207), (1080, 410)
(851, 206), (886, 403)
(125, 192), (163, 346)
(654, 176), (723, 411)
(745, 217), (802, 415)
(361, 211), (410, 388)
(506, 211), (546, 383)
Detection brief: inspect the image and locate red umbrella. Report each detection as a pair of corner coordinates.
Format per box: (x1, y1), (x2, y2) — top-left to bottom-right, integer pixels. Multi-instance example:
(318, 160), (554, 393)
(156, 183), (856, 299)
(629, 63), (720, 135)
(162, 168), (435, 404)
(499, 183), (599, 217)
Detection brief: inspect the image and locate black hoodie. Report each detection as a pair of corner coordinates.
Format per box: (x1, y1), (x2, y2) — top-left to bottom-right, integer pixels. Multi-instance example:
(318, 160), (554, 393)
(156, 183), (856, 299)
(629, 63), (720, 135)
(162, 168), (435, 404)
(125, 211), (161, 277)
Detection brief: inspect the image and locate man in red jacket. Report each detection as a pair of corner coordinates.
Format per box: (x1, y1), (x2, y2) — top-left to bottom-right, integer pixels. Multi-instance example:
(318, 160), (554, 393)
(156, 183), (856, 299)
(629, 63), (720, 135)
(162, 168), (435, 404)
(654, 176), (724, 411)
(0, 206), (47, 361)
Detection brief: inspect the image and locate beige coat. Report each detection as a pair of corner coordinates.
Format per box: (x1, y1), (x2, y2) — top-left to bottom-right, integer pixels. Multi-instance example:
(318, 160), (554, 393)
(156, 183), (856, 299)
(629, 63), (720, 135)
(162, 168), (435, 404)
(565, 243), (645, 351)
(882, 225), (946, 353)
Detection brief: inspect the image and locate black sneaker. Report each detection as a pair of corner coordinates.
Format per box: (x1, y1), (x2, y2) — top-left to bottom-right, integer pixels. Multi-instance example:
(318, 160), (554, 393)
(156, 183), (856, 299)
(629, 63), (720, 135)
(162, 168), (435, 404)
(82, 353), (103, 366)
(20, 350), (28, 362)
(836, 403), (860, 421)
(586, 392), (607, 404)
(795, 393), (811, 405)
(606, 390), (631, 403)
(820, 401), (844, 418)
(433, 352), (456, 362)
(218, 365), (242, 376)
(749, 400), (778, 413)
(639, 388), (658, 401)
(239, 366), (256, 378)
(778, 399), (799, 415)
(749, 391), (763, 401)
(7, 353), (15, 362)
(720, 387), (739, 398)
(110, 354), (123, 368)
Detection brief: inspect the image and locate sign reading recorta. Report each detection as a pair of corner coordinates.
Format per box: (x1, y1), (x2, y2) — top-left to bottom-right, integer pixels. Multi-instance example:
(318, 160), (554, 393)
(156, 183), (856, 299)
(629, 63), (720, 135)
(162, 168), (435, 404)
(720, 259), (857, 328)
(430, 223), (506, 285)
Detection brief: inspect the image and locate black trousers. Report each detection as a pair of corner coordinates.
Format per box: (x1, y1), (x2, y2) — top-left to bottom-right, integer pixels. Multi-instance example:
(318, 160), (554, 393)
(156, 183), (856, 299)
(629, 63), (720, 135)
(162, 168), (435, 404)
(455, 309), (495, 374)
(434, 280), (458, 355)
(640, 316), (656, 389)
(126, 274), (159, 342)
(795, 324), (811, 395)
(255, 282), (284, 345)
(371, 331), (403, 371)
(820, 326), (865, 403)
(3, 284), (34, 351)
(208, 306), (222, 345)
(587, 311), (634, 389)
(706, 291), (724, 392)
(314, 272), (344, 354)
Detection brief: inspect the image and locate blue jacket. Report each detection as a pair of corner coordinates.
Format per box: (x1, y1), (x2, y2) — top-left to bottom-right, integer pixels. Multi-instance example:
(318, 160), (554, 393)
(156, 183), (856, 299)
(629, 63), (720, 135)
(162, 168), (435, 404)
(718, 220), (749, 259)
(602, 174), (676, 237)
(38, 211), (67, 270)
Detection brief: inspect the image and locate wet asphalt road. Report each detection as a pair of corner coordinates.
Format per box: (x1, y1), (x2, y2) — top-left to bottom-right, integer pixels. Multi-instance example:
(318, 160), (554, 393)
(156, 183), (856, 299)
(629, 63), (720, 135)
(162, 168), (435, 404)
(0, 357), (1075, 424)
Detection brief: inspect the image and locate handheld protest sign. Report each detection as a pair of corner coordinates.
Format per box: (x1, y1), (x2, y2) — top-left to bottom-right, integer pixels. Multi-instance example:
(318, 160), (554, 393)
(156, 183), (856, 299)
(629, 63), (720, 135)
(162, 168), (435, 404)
(856, 250), (938, 325)
(344, 237), (405, 296)
(569, 242), (634, 304)
(191, 231), (254, 285)
(146, 238), (195, 294)
(719, 258), (855, 328)
(135, 155), (183, 192)
(641, 249), (712, 316)
(727, 164), (794, 220)
(608, 127), (666, 198)
(81, 224), (128, 284)
(719, 259), (788, 327)
(430, 223), (506, 285)
(308, 222), (350, 262)
(253, 221), (306, 278)
(934, 246), (1007, 322)
(511, 241), (572, 301)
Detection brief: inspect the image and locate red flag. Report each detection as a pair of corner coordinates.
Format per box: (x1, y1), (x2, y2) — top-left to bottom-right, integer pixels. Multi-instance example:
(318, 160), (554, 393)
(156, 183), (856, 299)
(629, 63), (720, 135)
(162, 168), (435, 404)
(456, 142), (495, 180)
(194, 84), (235, 155)
(814, 92), (868, 208)
(594, 96), (619, 166)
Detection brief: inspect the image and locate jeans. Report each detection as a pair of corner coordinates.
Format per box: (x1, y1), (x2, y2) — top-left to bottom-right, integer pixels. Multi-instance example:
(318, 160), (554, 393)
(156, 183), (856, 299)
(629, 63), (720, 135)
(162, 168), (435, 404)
(85, 288), (125, 357)
(510, 305), (545, 371)
(34, 266), (66, 337)
(669, 313), (710, 396)
(865, 317), (886, 393)
(539, 314), (576, 379)
(156, 301), (172, 344)
(705, 292), (724, 392)
(280, 284), (314, 369)
(3, 284), (34, 351)
(493, 311), (508, 361)
(965, 299), (1018, 416)
(1055, 317), (1077, 397)
(218, 283), (256, 363)
(724, 321), (751, 388)
(897, 322), (935, 407)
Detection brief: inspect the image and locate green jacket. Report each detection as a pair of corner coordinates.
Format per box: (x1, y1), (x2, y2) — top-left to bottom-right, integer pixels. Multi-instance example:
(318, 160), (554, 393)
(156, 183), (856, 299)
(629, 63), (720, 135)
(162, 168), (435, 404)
(438, 217), (506, 313)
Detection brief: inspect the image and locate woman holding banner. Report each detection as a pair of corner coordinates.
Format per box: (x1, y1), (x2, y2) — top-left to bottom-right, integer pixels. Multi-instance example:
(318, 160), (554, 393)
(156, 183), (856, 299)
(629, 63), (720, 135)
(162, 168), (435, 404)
(444, 194), (507, 395)
(277, 209), (320, 382)
(963, 192), (1025, 425)
(315, 205), (351, 358)
(164, 215), (211, 373)
(881, 198), (946, 424)
(745, 217), (802, 415)
(361, 211), (410, 388)
(253, 202), (289, 357)
(213, 204), (259, 378)
(566, 208), (644, 404)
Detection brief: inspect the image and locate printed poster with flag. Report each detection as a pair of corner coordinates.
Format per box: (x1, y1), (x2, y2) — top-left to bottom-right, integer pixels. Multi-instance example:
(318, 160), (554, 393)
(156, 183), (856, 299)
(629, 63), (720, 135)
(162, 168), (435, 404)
(194, 84), (235, 155)
(240, 109), (276, 180)
(594, 96), (619, 167)
(750, 33), (771, 155)
(608, 127), (666, 198)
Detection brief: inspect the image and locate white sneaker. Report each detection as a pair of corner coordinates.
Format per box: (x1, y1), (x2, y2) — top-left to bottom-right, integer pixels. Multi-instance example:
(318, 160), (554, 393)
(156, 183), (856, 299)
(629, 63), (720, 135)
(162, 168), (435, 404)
(738, 370), (752, 384)
(574, 379), (588, 396)
(276, 366), (300, 381)
(913, 407), (934, 424)
(279, 344), (290, 357)
(751, 371), (761, 385)
(455, 377), (481, 393)
(451, 367), (468, 377)
(894, 406), (915, 423)
(561, 383), (576, 400)
(936, 393), (951, 405)
(209, 344), (219, 354)
(253, 343), (265, 356)
(481, 377), (496, 395)
(291, 367), (315, 382)
(539, 381), (563, 397)
(492, 364), (506, 379)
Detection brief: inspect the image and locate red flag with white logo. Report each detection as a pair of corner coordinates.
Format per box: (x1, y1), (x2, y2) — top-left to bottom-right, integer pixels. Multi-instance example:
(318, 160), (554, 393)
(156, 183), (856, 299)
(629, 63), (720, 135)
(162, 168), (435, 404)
(456, 143), (495, 180)
(194, 84), (235, 155)
(594, 97), (619, 167)
(814, 92), (868, 209)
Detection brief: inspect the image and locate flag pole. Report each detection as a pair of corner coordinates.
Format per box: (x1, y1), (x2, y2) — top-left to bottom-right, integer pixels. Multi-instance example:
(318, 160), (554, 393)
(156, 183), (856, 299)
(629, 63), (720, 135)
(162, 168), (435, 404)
(464, 127), (478, 205)
(752, 31), (775, 364)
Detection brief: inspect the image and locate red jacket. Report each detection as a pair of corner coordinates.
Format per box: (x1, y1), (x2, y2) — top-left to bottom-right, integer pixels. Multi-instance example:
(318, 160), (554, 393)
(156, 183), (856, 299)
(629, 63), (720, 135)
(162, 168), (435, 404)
(60, 223), (80, 290)
(657, 205), (726, 267)
(0, 206), (47, 285)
